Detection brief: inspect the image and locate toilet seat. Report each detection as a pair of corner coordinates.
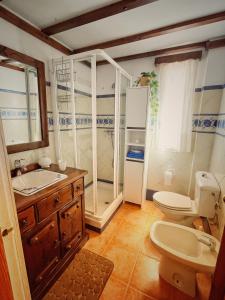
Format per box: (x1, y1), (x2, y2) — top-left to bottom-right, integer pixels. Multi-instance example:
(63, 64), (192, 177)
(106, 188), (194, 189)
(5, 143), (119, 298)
(153, 191), (192, 211)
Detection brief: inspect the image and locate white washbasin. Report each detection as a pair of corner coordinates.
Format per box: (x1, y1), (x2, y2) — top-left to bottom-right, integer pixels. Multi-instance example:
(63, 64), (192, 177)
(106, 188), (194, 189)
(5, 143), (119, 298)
(12, 169), (67, 196)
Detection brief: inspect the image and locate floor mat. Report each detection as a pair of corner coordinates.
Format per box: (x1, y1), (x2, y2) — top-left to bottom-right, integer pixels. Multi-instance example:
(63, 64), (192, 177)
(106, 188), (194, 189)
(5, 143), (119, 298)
(43, 249), (114, 300)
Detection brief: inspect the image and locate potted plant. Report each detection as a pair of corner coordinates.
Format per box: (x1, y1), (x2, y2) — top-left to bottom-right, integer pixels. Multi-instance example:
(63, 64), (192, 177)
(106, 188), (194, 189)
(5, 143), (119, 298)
(136, 71), (152, 86)
(136, 71), (159, 117)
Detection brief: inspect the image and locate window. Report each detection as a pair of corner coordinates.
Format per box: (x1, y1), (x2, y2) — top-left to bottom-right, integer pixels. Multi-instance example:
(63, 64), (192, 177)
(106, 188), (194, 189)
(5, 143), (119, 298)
(157, 59), (198, 152)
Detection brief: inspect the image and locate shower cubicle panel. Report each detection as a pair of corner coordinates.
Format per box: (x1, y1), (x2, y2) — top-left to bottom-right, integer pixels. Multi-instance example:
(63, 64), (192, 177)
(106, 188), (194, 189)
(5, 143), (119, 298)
(117, 74), (130, 196)
(50, 50), (132, 229)
(96, 64), (116, 215)
(73, 58), (94, 214)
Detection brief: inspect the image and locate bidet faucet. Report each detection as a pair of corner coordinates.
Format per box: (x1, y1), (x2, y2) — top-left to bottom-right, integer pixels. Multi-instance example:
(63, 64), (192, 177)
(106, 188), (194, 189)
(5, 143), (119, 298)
(197, 236), (216, 251)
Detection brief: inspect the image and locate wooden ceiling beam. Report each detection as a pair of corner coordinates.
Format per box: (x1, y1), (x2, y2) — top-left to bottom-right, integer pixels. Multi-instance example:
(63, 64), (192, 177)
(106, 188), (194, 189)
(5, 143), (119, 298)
(155, 50), (202, 65)
(42, 0), (157, 36)
(74, 10), (225, 53)
(0, 61), (24, 72)
(97, 38), (225, 65)
(0, 5), (72, 55)
(206, 38), (225, 49)
(96, 41), (207, 65)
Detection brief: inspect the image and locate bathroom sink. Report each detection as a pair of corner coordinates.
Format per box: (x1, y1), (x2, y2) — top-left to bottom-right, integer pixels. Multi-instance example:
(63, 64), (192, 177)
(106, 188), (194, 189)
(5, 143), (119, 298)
(12, 169), (67, 196)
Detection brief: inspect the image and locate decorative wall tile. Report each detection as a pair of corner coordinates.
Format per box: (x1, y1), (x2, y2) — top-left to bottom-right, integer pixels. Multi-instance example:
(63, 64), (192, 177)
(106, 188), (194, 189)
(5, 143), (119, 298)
(192, 114), (225, 136)
(0, 108), (38, 120)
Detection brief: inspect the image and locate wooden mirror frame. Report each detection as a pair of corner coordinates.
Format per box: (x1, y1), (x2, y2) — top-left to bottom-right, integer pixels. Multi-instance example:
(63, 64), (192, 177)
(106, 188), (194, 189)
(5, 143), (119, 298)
(0, 44), (49, 154)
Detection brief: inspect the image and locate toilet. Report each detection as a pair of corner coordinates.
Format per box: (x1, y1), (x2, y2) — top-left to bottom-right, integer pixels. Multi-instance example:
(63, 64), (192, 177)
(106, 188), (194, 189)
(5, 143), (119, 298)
(150, 220), (220, 297)
(153, 171), (220, 226)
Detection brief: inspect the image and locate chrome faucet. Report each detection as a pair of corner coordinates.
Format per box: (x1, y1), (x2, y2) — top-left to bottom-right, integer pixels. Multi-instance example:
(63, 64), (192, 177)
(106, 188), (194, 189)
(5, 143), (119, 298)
(14, 159), (27, 176)
(197, 236), (216, 251)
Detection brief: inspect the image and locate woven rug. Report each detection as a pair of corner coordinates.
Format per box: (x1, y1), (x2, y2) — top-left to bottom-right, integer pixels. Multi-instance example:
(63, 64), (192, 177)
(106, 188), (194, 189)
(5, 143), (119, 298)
(43, 249), (114, 300)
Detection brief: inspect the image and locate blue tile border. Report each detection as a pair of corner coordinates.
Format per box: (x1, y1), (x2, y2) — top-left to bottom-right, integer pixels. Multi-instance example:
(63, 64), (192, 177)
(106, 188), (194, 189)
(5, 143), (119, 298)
(195, 84), (225, 92)
(1, 82), (225, 100)
(0, 88), (38, 96)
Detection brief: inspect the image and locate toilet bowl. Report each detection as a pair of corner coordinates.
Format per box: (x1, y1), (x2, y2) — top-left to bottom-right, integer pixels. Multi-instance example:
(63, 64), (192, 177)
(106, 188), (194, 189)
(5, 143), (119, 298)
(150, 221), (220, 297)
(153, 171), (220, 226)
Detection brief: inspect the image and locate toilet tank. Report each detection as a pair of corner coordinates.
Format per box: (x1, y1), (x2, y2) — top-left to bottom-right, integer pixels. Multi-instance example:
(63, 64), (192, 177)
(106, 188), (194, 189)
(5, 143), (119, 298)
(194, 171), (220, 218)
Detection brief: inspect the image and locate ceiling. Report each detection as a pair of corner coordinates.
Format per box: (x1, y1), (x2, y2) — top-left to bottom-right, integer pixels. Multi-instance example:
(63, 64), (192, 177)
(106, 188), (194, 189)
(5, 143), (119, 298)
(1, 0), (225, 59)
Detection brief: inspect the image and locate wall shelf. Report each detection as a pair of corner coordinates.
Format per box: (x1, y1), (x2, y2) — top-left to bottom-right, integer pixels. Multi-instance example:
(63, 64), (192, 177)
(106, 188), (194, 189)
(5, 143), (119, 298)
(126, 157), (144, 162)
(126, 143), (145, 147)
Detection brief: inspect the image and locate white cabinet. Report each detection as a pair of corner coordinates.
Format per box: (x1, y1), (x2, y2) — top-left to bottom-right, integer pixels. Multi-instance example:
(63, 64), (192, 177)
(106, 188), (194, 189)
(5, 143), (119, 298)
(124, 161), (144, 204)
(124, 87), (150, 206)
(126, 87), (148, 128)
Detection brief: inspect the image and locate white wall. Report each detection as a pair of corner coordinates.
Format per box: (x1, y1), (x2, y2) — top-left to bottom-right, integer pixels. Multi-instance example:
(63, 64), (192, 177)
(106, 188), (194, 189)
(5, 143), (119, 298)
(0, 19), (64, 78)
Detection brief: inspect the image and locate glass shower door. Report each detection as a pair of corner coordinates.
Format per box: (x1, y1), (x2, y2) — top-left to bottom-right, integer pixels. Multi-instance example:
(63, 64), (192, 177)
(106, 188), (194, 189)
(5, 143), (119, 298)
(117, 74), (130, 196)
(73, 58), (94, 214)
(96, 64), (116, 215)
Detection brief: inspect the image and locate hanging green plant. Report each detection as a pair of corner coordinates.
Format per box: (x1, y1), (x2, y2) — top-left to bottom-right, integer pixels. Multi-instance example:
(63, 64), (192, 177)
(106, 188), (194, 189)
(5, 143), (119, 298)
(135, 71), (159, 117)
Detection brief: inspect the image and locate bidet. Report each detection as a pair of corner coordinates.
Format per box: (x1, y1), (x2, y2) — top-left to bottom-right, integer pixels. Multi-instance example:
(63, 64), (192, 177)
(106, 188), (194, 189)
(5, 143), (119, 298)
(150, 221), (220, 297)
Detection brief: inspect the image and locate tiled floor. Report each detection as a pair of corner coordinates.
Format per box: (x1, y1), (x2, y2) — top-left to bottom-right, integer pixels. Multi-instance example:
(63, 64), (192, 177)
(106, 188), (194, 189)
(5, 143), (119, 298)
(84, 200), (212, 300)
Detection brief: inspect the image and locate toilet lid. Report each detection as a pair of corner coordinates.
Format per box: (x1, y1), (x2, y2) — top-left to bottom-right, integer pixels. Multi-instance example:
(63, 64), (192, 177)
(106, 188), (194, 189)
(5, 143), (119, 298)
(153, 191), (192, 211)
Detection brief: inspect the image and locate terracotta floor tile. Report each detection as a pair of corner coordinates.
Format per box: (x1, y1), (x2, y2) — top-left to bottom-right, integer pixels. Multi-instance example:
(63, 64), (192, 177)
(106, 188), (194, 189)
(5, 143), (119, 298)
(85, 202), (212, 300)
(196, 273), (212, 300)
(110, 221), (144, 251)
(122, 209), (150, 229)
(130, 253), (196, 300)
(102, 240), (138, 283)
(125, 287), (156, 300)
(84, 231), (110, 254)
(100, 275), (127, 300)
(141, 200), (156, 213)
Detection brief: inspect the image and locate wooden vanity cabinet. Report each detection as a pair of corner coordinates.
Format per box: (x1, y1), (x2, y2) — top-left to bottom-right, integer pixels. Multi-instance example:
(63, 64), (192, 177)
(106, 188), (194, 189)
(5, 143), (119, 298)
(14, 166), (88, 300)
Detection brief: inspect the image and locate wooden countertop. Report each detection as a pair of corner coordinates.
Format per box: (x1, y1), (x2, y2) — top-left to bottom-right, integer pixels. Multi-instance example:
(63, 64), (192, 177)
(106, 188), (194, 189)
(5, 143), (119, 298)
(14, 164), (87, 212)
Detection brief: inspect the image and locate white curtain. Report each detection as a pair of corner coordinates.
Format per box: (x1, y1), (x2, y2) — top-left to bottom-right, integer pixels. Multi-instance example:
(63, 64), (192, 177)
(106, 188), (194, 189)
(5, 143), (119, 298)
(157, 59), (198, 152)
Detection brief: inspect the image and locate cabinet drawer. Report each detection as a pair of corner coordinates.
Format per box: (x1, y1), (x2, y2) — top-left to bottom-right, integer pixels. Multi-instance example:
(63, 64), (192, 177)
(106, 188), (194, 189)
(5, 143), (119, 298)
(62, 231), (82, 256)
(37, 185), (73, 221)
(23, 218), (60, 287)
(18, 206), (35, 233)
(60, 198), (83, 246)
(73, 178), (84, 198)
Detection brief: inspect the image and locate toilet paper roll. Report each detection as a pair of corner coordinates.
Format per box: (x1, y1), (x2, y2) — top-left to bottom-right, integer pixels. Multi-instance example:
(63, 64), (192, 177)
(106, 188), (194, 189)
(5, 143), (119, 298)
(164, 170), (173, 186)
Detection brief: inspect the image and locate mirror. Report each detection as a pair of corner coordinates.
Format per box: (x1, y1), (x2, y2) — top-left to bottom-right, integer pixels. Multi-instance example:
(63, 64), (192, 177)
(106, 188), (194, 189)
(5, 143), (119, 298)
(0, 45), (48, 153)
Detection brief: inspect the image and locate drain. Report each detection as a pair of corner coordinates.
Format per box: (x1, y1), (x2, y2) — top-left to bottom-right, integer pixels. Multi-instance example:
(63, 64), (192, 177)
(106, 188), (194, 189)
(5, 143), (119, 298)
(105, 201), (110, 204)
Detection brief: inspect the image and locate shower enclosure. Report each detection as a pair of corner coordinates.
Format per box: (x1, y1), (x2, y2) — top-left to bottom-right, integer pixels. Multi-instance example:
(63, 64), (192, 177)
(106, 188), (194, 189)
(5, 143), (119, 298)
(50, 50), (132, 229)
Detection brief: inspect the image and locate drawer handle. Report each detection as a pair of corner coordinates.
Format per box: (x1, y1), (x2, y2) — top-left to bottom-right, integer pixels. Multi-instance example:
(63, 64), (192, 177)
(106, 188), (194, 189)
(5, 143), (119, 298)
(30, 236), (39, 245)
(21, 218), (28, 227)
(62, 212), (71, 219)
(54, 197), (60, 204)
(54, 239), (59, 248)
(76, 204), (79, 209)
(66, 244), (72, 250)
(50, 223), (55, 229)
(36, 275), (43, 283)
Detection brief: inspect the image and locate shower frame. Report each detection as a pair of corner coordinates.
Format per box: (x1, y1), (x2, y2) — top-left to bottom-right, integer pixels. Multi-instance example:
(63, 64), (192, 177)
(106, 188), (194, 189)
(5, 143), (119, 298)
(50, 49), (132, 229)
